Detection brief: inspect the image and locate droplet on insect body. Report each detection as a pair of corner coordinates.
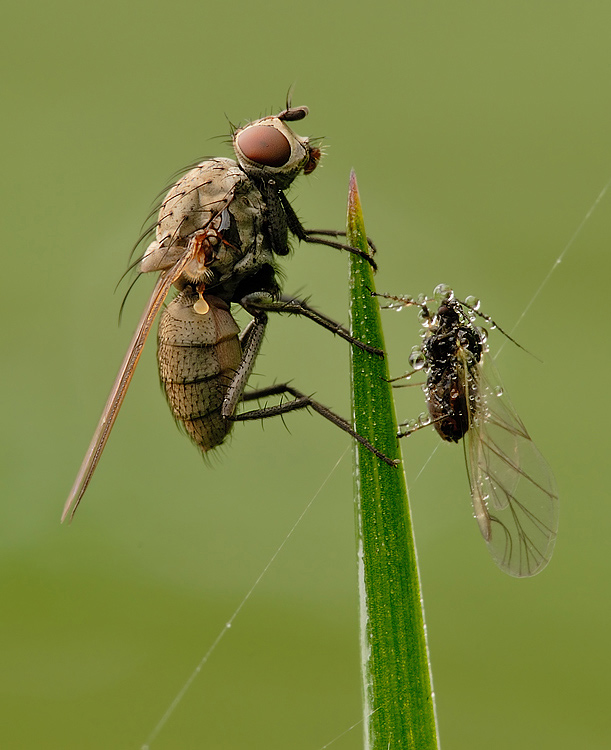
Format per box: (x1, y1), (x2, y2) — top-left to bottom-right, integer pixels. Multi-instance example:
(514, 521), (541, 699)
(193, 296), (210, 315)
(409, 349), (426, 370)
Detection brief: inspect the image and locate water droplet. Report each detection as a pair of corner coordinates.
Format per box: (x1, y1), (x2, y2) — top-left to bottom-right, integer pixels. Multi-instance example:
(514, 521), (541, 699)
(194, 296), (209, 315)
(434, 283), (452, 301)
(409, 348), (426, 370)
(417, 307), (430, 325)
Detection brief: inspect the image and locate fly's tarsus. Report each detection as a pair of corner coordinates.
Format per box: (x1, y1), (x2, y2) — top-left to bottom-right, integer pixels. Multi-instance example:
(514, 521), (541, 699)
(303, 233), (377, 270)
(235, 383), (398, 468)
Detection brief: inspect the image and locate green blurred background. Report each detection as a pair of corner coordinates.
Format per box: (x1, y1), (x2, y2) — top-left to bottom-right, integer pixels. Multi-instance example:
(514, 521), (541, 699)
(3, 1), (610, 748)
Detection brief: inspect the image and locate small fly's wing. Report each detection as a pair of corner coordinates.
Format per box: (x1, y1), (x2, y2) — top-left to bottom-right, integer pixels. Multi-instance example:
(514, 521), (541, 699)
(62, 245), (201, 522)
(466, 354), (559, 577)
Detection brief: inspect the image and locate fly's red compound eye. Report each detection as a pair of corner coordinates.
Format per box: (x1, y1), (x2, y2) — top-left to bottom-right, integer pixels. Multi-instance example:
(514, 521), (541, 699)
(236, 125), (291, 167)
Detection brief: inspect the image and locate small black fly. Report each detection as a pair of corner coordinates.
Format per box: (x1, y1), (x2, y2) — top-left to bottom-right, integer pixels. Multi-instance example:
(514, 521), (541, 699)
(376, 284), (559, 577)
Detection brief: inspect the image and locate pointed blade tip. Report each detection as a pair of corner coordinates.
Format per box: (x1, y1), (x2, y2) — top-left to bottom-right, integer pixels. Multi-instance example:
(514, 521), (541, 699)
(347, 170), (362, 223)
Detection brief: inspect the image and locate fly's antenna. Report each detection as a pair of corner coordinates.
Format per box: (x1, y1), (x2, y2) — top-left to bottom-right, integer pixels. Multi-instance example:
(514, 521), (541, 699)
(277, 104), (309, 122)
(285, 85), (294, 111)
(277, 84), (308, 121)
(457, 297), (536, 359)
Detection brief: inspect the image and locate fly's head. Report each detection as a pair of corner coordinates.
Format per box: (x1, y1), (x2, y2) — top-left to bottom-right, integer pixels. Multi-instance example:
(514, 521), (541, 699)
(426, 297), (484, 370)
(233, 106), (321, 190)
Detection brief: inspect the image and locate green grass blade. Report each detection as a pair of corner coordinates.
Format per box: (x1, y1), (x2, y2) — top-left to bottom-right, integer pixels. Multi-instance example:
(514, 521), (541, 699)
(346, 170), (439, 750)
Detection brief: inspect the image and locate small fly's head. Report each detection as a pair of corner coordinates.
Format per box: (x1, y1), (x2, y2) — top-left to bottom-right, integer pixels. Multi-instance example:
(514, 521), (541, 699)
(426, 286), (485, 367)
(233, 105), (321, 190)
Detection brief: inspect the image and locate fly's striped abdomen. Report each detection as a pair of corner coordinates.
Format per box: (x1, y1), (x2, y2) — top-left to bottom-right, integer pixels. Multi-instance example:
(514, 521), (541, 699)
(158, 291), (241, 451)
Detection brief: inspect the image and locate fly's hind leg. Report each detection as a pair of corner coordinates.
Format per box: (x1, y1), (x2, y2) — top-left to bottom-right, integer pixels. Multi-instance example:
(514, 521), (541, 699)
(221, 298), (396, 467)
(234, 384), (397, 467)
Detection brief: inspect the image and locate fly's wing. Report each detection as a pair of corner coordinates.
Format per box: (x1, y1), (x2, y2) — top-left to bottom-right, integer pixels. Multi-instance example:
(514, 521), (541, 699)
(62, 246), (202, 522)
(465, 355), (559, 577)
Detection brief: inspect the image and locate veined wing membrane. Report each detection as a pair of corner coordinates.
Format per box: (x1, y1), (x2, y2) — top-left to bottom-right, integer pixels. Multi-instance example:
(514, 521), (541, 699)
(62, 246), (199, 522)
(467, 357), (559, 577)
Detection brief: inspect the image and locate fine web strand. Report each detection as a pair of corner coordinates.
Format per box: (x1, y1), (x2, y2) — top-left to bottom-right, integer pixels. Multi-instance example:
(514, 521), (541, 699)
(141, 448), (349, 750)
(412, 443), (440, 485)
(312, 703), (386, 750)
(495, 175), (611, 358)
(314, 715), (365, 749)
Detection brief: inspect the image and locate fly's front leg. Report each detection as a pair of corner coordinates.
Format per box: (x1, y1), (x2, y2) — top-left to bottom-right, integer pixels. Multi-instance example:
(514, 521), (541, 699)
(277, 192), (378, 270)
(234, 384), (398, 468)
(302, 229), (377, 255)
(240, 292), (384, 357)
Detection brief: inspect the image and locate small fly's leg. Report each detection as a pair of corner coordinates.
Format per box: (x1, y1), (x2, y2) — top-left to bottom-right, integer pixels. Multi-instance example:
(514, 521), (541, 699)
(235, 384), (397, 468)
(388, 370), (422, 385)
(241, 292), (384, 357)
(277, 191), (378, 270)
(397, 416), (445, 439)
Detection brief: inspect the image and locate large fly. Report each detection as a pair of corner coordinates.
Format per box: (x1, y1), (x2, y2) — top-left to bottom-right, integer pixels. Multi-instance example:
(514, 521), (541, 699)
(376, 284), (559, 577)
(63, 105), (394, 522)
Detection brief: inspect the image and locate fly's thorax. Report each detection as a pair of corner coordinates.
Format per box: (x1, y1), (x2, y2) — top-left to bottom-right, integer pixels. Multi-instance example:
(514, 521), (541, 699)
(140, 157), (276, 299)
(233, 113), (320, 191)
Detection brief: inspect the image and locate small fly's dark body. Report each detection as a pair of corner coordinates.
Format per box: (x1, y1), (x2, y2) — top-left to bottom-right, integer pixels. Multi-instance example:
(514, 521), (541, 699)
(63, 104), (392, 522)
(417, 296), (483, 443)
(377, 285), (559, 577)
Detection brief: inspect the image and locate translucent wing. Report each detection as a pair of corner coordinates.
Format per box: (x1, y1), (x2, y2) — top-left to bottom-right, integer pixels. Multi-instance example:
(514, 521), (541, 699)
(465, 354), (559, 577)
(62, 243), (202, 522)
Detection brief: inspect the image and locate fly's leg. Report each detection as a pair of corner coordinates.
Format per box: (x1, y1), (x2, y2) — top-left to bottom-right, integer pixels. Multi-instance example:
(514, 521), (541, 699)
(221, 301), (396, 466)
(301, 231), (377, 270)
(388, 370), (422, 385)
(277, 191), (378, 270)
(240, 292), (384, 357)
(234, 384), (397, 468)
(397, 414), (447, 439)
(221, 315), (268, 420)
(302, 229), (377, 255)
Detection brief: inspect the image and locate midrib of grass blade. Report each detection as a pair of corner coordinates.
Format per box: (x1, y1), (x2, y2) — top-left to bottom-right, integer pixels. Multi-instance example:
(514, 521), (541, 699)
(347, 170), (438, 750)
